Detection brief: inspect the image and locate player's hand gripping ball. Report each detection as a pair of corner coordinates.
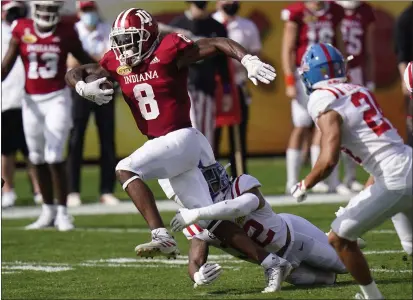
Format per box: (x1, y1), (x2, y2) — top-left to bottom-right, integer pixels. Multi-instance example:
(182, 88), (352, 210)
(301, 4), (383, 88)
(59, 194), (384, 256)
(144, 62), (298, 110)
(85, 74), (114, 90)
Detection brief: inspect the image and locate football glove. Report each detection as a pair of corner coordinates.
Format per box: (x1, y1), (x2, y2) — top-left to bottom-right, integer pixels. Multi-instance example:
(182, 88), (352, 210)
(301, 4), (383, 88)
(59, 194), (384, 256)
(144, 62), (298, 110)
(193, 263), (223, 288)
(75, 77), (114, 105)
(241, 54), (276, 86)
(170, 208), (200, 232)
(290, 180), (307, 203)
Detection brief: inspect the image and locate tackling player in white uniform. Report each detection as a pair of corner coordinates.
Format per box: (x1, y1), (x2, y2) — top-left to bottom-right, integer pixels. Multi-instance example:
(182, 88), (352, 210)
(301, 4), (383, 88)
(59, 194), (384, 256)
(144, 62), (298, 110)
(290, 43), (412, 299)
(170, 162), (356, 292)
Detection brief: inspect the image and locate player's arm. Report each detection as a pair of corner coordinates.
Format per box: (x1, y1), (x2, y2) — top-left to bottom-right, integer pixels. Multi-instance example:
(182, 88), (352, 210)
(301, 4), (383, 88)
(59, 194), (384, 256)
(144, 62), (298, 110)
(65, 63), (110, 88)
(177, 37), (275, 85)
(303, 110), (342, 189)
(281, 21), (298, 94)
(1, 36), (20, 81)
(170, 187), (265, 231)
(364, 175), (375, 188)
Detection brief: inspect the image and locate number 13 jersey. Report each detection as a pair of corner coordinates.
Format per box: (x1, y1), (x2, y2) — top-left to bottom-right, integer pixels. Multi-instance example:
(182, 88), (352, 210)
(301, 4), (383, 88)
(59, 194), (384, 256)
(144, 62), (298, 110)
(100, 33), (193, 138)
(308, 83), (411, 189)
(12, 18), (83, 95)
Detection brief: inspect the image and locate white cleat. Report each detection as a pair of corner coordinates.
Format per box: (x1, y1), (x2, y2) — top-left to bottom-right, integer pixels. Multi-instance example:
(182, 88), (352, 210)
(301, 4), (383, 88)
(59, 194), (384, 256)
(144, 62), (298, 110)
(67, 193), (82, 207)
(135, 233), (180, 259)
(100, 193), (120, 206)
(54, 213), (75, 232)
(312, 182), (330, 193)
(2, 190), (17, 208)
(349, 181), (364, 192)
(33, 193), (43, 205)
(25, 204), (56, 230)
(335, 183), (353, 196)
(355, 293), (365, 299)
(357, 237), (367, 249)
(262, 262), (293, 293)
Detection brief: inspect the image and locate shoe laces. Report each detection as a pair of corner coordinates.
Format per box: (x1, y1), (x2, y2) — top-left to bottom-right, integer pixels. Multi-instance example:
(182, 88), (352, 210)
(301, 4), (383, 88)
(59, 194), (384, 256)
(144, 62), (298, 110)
(265, 266), (282, 286)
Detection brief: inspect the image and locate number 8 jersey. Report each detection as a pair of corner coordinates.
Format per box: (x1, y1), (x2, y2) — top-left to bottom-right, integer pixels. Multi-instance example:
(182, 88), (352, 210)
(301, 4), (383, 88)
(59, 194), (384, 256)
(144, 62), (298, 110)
(308, 83), (411, 189)
(100, 33), (193, 138)
(11, 18), (83, 95)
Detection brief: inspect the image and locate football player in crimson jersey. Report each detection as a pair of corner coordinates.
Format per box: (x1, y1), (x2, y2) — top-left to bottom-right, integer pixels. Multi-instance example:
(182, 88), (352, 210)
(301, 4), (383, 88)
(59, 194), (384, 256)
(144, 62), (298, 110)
(1, 1), (94, 231)
(281, 1), (350, 195)
(170, 162), (365, 291)
(335, 0), (376, 193)
(291, 43), (412, 299)
(65, 8), (277, 264)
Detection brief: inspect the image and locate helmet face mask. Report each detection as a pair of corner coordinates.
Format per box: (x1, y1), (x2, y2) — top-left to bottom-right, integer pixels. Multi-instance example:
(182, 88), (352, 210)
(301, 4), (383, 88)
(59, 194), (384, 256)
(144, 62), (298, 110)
(110, 9), (159, 67)
(201, 163), (231, 202)
(336, 1), (361, 10)
(31, 1), (63, 29)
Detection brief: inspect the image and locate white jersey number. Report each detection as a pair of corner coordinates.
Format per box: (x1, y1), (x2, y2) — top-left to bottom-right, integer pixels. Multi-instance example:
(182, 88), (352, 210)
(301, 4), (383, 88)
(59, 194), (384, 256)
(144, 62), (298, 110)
(28, 52), (59, 79)
(307, 26), (334, 45)
(133, 83), (160, 120)
(342, 26), (363, 56)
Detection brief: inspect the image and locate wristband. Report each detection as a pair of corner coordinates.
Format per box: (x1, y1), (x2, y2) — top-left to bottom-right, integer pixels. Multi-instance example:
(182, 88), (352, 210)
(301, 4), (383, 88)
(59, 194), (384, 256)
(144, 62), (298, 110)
(285, 74), (295, 87)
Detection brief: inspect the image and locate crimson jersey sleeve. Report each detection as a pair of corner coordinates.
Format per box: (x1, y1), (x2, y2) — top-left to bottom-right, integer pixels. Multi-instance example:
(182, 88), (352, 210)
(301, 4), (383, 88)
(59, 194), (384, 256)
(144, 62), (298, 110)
(10, 18), (28, 43)
(168, 32), (195, 61)
(281, 3), (303, 24)
(362, 3), (376, 26)
(330, 2), (345, 25)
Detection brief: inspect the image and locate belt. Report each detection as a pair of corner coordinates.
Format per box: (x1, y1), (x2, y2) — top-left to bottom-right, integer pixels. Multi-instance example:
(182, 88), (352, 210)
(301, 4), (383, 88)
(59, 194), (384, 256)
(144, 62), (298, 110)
(276, 223), (291, 258)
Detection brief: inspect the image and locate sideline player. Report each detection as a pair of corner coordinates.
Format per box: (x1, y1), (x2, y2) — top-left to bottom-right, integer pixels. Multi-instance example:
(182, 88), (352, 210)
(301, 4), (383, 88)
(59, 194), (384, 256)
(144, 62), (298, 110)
(1, 1), (94, 231)
(336, 0), (375, 192)
(171, 162), (358, 291)
(281, 0), (349, 194)
(65, 8), (284, 285)
(290, 43), (412, 299)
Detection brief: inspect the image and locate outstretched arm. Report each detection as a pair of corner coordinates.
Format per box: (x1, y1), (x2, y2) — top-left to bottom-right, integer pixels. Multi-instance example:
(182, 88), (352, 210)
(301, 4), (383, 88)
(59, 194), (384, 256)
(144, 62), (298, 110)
(188, 238), (209, 282)
(177, 37), (276, 85)
(65, 63), (110, 88)
(1, 36), (20, 81)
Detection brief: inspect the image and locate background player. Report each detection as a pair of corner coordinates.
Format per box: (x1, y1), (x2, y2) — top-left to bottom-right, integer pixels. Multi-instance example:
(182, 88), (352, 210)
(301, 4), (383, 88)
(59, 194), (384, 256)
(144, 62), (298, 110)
(291, 43), (412, 299)
(336, 0), (376, 192)
(281, 0), (349, 194)
(1, 1), (94, 231)
(65, 8), (279, 271)
(170, 162), (353, 291)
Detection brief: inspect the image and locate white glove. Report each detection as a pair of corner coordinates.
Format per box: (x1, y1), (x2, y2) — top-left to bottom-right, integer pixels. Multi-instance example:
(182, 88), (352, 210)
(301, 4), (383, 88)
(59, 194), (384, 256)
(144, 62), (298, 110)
(193, 263), (223, 288)
(170, 208), (200, 232)
(241, 54), (276, 86)
(75, 77), (114, 105)
(290, 180), (307, 203)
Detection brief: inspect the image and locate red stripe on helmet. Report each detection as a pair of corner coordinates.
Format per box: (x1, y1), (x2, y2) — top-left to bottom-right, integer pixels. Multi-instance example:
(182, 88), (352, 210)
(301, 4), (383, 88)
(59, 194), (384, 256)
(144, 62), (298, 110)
(319, 44), (335, 79)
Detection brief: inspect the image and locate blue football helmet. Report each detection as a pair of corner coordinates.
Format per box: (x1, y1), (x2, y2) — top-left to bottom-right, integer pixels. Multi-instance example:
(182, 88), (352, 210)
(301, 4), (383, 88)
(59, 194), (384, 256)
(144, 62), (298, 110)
(200, 162), (231, 201)
(299, 43), (347, 94)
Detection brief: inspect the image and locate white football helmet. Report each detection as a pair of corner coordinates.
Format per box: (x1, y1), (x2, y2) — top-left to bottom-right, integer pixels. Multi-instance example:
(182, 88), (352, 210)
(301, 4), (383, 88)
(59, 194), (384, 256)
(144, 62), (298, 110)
(335, 1), (361, 10)
(31, 1), (64, 28)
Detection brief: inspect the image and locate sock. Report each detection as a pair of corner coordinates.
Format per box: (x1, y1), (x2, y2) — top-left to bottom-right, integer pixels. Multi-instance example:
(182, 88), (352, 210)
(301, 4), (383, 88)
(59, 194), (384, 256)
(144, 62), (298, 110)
(57, 205), (67, 216)
(360, 281), (384, 299)
(151, 228), (170, 238)
(43, 203), (56, 215)
(260, 253), (287, 269)
(286, 148), (302, 188)
(310, 145), (320, 168)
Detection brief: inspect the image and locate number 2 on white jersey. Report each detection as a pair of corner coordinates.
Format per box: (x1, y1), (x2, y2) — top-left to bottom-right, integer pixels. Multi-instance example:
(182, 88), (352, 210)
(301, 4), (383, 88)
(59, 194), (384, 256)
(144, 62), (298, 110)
(133, 83), (160, 120)
(28, 52), (59, 79)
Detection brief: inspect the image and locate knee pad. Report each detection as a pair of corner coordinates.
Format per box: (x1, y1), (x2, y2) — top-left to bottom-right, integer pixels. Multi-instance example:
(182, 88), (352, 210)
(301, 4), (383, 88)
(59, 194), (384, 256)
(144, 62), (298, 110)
(29, 151), (45, 165)
(44, 146), (65, 164)
(330, 219), (358, 242)
(116, 156), (139, 174)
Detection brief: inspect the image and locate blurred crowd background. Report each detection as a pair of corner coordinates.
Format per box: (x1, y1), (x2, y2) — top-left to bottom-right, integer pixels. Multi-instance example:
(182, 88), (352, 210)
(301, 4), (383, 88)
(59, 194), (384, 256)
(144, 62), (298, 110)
(2, 1), (412, 207)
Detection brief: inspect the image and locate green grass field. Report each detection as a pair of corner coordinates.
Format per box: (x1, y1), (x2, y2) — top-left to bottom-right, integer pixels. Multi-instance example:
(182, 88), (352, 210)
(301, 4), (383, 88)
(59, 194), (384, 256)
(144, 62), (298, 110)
(2, 159), (412, 299)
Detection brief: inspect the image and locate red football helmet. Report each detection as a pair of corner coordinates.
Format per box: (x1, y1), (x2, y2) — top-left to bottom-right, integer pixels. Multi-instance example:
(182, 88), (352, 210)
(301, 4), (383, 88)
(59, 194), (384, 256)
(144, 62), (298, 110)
(110, 8), (160, 67)
(31, 1), (64, 28)
(404, 62), (413, 95)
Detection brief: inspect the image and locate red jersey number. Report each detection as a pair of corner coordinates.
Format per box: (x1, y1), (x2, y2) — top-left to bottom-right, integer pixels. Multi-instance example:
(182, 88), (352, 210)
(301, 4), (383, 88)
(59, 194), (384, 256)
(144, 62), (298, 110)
(351, 91), (392, 136)
(133, 83), (160, 120)
(243, 219), (275, 247)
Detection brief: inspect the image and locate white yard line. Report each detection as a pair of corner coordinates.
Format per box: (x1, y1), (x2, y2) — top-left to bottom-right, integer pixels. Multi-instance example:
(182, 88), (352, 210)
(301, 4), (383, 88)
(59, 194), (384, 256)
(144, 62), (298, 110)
(2, 194), (350, 220)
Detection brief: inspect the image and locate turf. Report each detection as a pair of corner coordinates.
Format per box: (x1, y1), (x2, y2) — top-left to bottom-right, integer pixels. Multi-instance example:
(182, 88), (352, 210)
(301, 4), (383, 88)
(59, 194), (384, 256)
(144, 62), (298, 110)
(2, 159), (411, 299)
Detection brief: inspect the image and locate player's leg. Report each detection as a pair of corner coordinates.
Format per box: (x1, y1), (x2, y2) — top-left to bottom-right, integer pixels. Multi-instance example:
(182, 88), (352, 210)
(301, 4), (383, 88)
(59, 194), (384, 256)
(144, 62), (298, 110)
(286, 99), (312, 192)
(94, 98), (118, 205)
(66, 89), (92, 207)
(280, 213), (346, 274)
(285, 263), (336, 286)
(44, 89), (74, 231)
(328, 182), (412, 299)
(22, 97), (56, 229)
(392, 209), (413, 255)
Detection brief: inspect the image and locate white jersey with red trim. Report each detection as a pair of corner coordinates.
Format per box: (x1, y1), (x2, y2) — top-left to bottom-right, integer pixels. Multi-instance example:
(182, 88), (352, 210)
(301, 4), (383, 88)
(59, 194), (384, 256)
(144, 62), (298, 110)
(308, 83), (412, 189)
(183, 174), (289, 254)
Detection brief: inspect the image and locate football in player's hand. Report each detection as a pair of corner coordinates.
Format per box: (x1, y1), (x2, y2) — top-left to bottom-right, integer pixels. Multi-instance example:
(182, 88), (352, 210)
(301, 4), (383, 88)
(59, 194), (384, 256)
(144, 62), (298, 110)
(85, 74), (114, 90)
